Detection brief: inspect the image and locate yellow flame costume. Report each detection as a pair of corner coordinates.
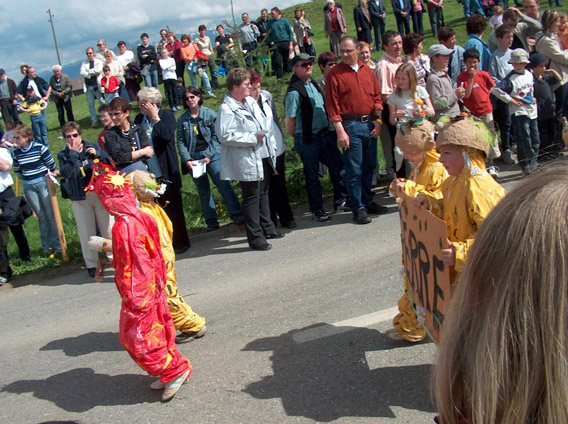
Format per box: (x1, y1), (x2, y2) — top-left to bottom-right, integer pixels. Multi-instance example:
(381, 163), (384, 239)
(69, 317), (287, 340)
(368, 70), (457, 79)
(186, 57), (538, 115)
(391, 149), (448, 342)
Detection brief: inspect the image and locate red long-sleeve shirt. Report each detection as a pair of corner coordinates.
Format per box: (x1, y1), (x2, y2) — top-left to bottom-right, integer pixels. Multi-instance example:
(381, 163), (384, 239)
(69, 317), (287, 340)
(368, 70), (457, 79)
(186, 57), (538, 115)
(325, 61), (383, 123)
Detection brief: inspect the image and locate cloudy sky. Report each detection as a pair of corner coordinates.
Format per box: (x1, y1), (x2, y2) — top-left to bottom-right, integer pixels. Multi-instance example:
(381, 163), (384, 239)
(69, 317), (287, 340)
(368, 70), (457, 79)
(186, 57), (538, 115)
(1, 0), (298, 80)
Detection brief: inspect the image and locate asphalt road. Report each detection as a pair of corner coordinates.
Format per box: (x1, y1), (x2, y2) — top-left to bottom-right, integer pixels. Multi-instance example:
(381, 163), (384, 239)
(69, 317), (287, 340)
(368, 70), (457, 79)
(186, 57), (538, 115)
(0, 166), (524, 424)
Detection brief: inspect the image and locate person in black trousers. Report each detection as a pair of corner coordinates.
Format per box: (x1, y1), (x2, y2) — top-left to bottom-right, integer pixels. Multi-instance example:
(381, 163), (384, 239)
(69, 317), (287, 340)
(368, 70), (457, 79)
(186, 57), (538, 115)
(134, 87), (191, 254)
(392, 0), (412, 36)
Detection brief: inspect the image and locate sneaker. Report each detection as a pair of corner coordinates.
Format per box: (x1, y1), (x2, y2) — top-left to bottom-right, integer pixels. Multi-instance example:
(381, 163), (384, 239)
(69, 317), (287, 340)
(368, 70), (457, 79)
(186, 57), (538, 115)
(353, 209), (372, 225)
(0, 276), (7, 285)
(501, 149), (515, 165)
(385, 328), (404, 341)
(162, 369), (191, 401)
(333, 200), (350, 214)
(366, 201), (388, 215)
(312, 211), (331, 222)
(265, 231), (285, 239)
(176, 325), (207, 344)
(91, 122), (99, 128)
(487, 165), (499, 179)
(281, 220), (297, 229)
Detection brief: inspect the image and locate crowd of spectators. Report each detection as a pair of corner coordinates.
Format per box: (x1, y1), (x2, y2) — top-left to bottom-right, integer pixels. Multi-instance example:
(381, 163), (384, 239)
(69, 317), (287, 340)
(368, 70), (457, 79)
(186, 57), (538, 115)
(0, 0), (566, 276)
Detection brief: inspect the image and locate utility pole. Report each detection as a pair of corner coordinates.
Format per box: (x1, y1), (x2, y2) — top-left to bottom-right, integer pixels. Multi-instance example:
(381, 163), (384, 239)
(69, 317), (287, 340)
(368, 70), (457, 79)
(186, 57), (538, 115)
(47, 9), (62, 66)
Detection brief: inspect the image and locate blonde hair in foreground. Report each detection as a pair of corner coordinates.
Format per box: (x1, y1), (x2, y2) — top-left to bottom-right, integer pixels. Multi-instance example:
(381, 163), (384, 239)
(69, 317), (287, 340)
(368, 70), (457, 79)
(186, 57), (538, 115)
(435, 164), (568, 424)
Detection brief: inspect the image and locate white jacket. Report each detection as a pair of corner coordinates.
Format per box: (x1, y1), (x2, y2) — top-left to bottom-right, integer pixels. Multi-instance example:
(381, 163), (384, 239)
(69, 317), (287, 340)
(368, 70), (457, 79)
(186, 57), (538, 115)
(535, 33), (568, 89)
(216, 94), (277, 181)
(80, 58), (103, 92)
(258, 90), (286, 158)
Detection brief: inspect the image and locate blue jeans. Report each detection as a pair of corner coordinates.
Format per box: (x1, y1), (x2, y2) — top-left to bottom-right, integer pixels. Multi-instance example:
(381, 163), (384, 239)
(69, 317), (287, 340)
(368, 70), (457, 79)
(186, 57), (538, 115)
(294, 131), (347, 213)
(86, 84), (104, 124)
(186, 63), (213, 95)
(144, 68), (159, 88)
(463, 0), (484, 17)
(191, 152), (243, 228)
(411, 10), (424, 35)
(30, 114), (48, 145)
(341, 120), (377, 211)
(119, 83), (130, 102)
(24, 178), (60, 253)
(105, 92), (119, 104)
(511, 115), (539, 170)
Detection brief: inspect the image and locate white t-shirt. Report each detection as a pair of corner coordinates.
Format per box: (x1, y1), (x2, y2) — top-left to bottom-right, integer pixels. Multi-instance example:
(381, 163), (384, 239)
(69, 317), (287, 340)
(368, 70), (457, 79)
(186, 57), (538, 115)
(387, 85), (430, 121)
(117, 50), (135, 67)
(159, 58), (177, 80)
(0, 148), (14, 193)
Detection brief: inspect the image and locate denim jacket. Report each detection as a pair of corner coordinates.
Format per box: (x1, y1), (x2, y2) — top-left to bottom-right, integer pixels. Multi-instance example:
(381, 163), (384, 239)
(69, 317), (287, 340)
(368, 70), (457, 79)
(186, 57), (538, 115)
(176, 106), (220, 164)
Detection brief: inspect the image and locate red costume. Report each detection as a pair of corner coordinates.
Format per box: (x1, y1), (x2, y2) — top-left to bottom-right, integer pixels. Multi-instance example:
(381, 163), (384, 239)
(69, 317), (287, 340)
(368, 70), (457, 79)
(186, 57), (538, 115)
(93, 171), (191, 384)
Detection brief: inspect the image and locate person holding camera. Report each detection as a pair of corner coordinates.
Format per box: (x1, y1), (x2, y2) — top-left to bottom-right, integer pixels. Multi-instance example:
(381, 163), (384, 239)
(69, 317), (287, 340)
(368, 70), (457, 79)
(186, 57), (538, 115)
(58, 121), (113, 278)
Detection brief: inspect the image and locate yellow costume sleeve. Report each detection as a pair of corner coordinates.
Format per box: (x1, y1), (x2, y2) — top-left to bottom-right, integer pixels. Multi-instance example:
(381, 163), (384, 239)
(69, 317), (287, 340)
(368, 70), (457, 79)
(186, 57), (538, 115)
(452, 177), (506, 272)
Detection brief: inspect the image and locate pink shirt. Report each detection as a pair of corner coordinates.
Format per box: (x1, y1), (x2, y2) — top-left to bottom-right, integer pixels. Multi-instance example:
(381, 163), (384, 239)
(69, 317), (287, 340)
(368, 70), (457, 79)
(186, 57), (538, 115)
(374, 53), (403, 97)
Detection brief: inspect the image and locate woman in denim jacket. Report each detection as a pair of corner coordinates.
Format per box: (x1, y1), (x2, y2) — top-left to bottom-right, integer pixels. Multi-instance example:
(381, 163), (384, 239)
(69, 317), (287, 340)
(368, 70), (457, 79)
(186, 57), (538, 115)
(176, 86), (243, 232)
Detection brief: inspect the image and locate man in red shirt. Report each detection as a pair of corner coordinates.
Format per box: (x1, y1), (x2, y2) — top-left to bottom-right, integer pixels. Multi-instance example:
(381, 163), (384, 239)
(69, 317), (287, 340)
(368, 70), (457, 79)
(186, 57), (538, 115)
(325, 36), (388, 225)
(457, 48), (499, 177)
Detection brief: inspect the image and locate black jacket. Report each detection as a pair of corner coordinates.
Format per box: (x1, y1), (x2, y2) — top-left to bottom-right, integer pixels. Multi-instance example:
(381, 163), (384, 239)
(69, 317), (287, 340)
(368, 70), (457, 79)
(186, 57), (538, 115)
(57, 140), (112, 201)
(104, 123), (151, 169)
(134, 109), (182, 188)
(368, 0), (387, 22)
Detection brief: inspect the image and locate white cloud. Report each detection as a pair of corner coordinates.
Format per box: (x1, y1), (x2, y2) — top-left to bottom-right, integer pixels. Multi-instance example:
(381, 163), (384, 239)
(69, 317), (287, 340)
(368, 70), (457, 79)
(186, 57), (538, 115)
(1, 0), (298, 79)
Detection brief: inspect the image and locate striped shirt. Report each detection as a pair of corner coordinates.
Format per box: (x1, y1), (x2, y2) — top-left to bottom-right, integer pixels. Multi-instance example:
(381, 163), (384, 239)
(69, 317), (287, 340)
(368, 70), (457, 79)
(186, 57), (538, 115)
(12, 141), (56, 181)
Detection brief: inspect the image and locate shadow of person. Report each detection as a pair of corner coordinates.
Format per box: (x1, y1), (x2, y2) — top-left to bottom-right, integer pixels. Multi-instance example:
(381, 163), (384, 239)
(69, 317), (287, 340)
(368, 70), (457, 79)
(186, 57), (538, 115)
(40, 332), (122, 357)
(242, 324), (435, 421)
(1, 368), (157, 413)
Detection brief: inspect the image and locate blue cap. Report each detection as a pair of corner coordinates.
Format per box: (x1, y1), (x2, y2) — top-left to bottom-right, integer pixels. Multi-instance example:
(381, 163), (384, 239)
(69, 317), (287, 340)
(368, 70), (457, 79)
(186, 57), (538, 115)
(529, 53), (548, 69)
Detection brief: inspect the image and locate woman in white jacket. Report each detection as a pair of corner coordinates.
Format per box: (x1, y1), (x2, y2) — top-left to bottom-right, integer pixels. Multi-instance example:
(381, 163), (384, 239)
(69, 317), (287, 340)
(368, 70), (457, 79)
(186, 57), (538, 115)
(215, 68), (283, 251)
(535, 9), (568, 118)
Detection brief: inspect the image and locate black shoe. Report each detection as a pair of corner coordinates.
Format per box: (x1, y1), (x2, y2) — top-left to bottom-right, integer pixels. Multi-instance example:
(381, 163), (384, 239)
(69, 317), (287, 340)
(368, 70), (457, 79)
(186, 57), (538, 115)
(206, 224), (220, 232)
(87, 267), (97, 278)
(233, 218), (245, 225)
(266, 231), (284, 239)
(174, 245), (191, 255)
(312, 210), (331, 222)
(353, 209), (372, 225)
(366, 201), (388, 215)
(333, 200), (352, 214)
(281, 220), (297, 229)
(250, 243), (272, 251)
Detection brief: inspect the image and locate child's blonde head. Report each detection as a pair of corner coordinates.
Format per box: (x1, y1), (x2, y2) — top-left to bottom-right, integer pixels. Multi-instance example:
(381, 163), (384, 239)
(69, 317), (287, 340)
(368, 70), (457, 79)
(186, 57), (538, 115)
(492, 5), (504, 15)
(435, 164), (568, 424)
(394, 62), (418, 98)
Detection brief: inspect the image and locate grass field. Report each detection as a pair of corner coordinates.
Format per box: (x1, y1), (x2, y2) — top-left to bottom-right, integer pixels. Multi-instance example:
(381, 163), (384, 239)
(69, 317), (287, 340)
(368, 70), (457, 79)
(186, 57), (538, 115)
(8, 0), (471, 276)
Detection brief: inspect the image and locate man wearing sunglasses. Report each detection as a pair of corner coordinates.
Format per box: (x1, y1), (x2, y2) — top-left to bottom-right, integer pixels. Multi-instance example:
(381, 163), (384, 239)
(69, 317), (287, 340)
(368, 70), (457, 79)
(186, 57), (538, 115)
(57, 121), (113, 278)
(284, 53), (348, 223)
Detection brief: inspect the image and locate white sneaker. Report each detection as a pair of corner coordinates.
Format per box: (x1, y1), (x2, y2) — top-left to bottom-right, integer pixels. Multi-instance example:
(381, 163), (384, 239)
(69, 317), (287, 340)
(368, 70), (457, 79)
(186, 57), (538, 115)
(162, 369), (191, 401)
(501, 149), (515, 165)
(487, 165), (499, 179)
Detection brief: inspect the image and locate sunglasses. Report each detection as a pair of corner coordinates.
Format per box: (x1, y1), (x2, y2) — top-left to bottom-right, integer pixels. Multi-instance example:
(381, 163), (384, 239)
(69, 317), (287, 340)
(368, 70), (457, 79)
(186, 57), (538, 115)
(184, 95), (198, 101)
(298, 62), (313, 68)
(97, 44), (103, 47)
(108, 111), (123, 117)
(64, 133), (80, 139)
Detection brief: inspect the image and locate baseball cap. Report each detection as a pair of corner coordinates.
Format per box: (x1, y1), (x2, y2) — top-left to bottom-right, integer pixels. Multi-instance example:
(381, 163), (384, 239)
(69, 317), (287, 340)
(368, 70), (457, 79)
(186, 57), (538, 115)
(509, 48), (530, 64)
(291, 53), (315, 67)
(327, 0), (335, 3)
(0, 69), (5, 75)
(427, 44), (454, 58)
(528, 53), (548, 68)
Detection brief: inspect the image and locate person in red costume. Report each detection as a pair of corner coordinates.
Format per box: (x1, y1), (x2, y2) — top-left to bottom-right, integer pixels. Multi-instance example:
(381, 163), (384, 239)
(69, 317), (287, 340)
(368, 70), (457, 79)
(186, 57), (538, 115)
(91, 169), (191, 401)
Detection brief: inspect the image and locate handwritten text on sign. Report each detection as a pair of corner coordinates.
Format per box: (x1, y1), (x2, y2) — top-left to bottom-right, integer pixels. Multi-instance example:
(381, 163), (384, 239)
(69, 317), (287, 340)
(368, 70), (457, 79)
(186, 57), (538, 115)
(398, 192), (451, 343)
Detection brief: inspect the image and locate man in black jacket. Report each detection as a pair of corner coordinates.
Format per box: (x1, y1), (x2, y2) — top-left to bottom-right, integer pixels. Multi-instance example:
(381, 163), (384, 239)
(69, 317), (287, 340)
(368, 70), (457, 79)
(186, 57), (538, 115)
(284, 53), (348, 223)
(58, 121), (113, 277)
(368, 0), (387, 51)
(0, 69), (21, 126)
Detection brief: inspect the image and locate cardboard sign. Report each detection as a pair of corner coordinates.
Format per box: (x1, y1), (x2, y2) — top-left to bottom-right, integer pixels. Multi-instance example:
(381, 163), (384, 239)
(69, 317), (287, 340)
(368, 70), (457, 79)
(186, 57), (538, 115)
(398, 191), (451, 343)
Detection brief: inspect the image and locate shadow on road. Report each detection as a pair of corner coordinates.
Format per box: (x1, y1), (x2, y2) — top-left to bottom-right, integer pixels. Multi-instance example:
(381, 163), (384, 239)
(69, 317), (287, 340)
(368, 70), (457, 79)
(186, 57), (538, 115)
(40, 332), (122, 357)
(1, 368), (157, 412)
(242, 324), (435, 421)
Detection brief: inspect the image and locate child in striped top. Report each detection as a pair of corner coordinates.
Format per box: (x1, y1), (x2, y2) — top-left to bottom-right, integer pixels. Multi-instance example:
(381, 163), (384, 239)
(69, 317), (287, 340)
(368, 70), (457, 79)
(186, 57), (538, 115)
(12, 124), (60, 254)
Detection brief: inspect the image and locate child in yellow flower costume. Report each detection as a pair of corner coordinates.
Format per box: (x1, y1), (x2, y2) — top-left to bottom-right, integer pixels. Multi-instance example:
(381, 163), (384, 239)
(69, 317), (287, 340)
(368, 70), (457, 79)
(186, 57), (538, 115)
(92, 170), (191, 401)
(130, 170), (206, 343)
(387, 120), (448, 342)
(415, 117), (507, 282)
